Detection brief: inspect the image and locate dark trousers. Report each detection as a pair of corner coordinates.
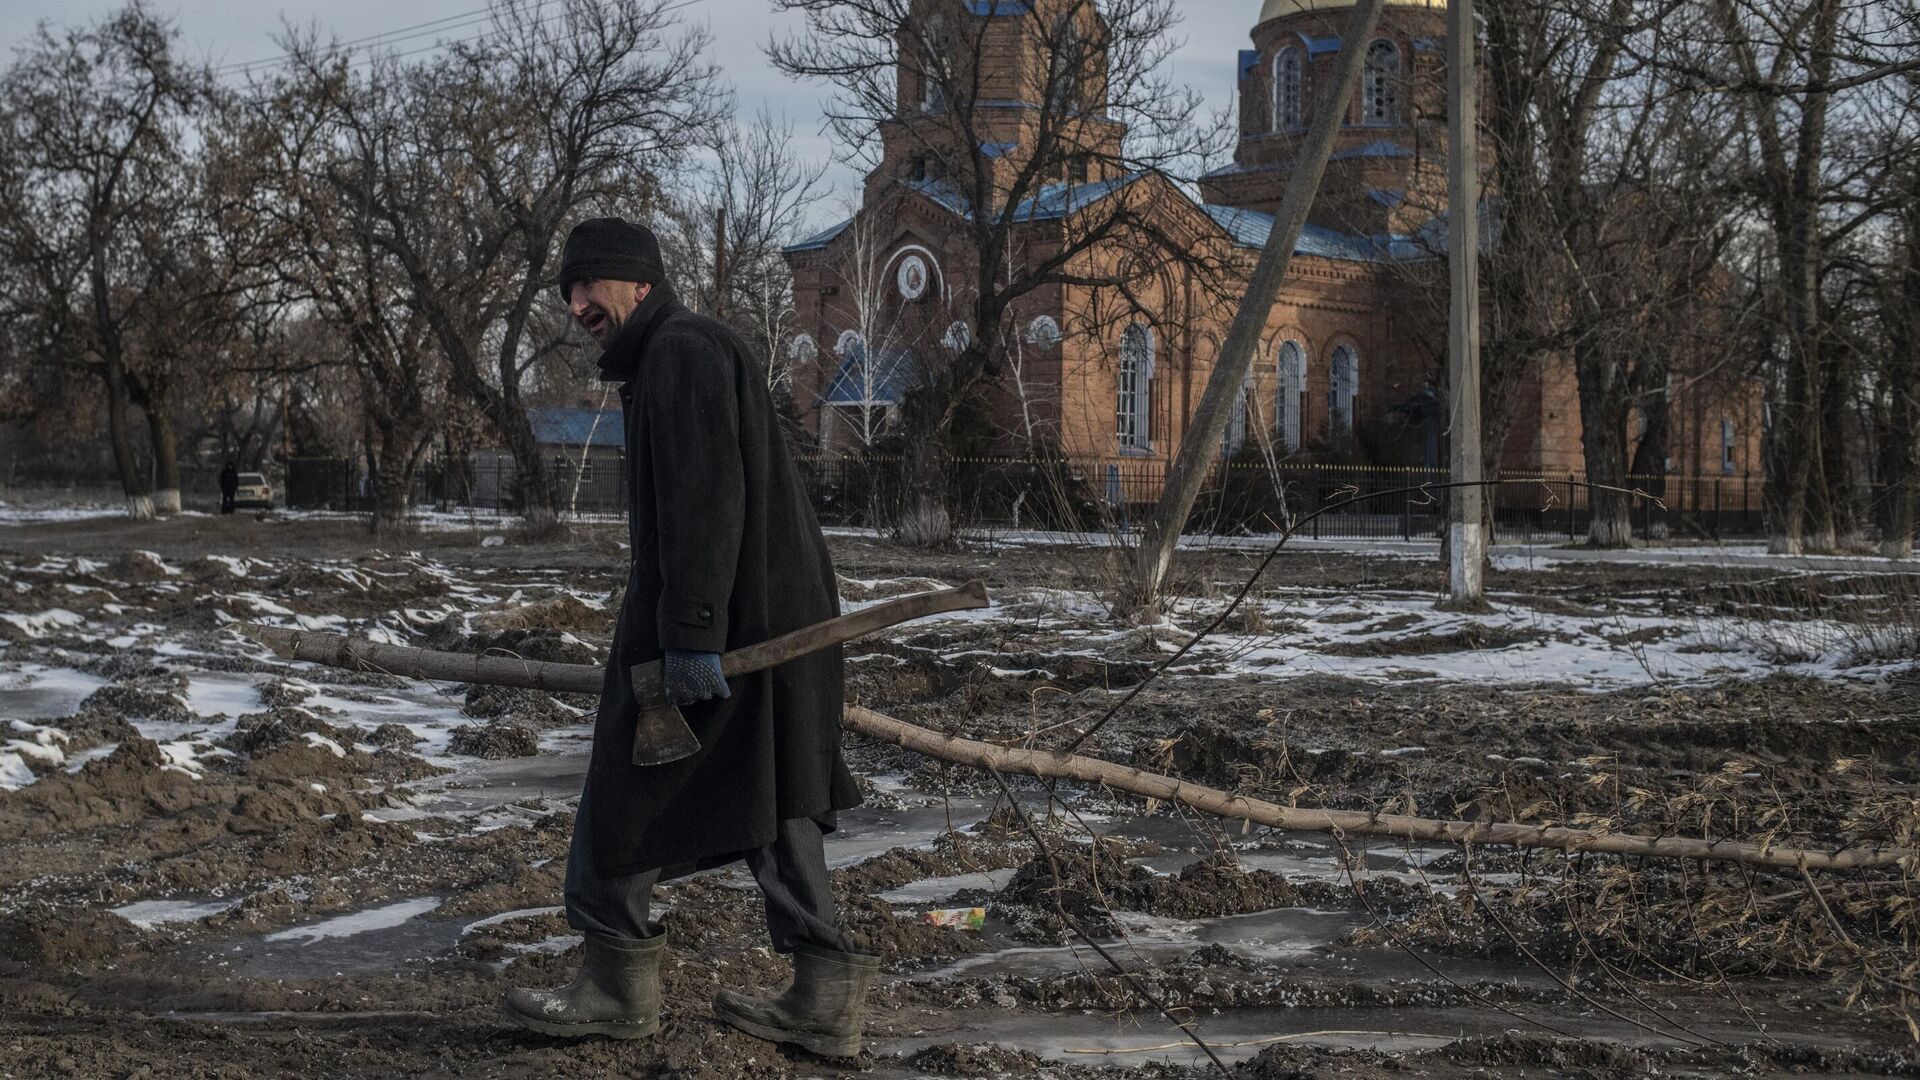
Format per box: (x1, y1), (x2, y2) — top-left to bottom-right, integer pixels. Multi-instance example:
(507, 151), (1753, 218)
(564, 790), (850, 954)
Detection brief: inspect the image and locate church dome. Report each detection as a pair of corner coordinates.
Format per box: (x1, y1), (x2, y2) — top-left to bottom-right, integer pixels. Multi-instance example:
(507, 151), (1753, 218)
(1259, 0), (1444, 22)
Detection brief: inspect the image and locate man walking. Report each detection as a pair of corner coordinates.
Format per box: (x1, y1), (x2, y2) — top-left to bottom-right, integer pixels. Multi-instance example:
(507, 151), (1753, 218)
(219, 460), (238, 515)
(502, 218), (876, 1058)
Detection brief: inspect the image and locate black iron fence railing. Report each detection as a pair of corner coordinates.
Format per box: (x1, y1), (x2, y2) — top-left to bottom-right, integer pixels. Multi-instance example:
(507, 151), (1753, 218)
(281, 453), (1800, 543)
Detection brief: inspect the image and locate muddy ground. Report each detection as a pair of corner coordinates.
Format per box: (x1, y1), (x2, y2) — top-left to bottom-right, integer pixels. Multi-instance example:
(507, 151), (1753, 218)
(0, 510), (1916, 1079)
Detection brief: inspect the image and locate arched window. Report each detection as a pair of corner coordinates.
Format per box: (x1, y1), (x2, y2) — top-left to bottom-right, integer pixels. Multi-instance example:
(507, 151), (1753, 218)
(1362, 40), (1400, 126)
(1273, 47), (1303, 132)
(1116, 324), (1154, 452)
(1329, 344), (1358, 437)
(1024, 315), (1062, 348)
(1048, 13), (1085, 115)
(835, 329), (866, 361)
(1277, 341), (1305, 451)
(789, 334), (818, 364)
(1222, 366), (1253, 458)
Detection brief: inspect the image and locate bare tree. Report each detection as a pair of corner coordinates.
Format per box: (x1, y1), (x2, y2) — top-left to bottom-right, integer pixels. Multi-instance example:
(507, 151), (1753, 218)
(656, 111), (826, 394)
(1691, 0), (1919, 552)
(770, 0), (1230, 545)
(276, 0), (724, 524)
(0, 4), (210, 518)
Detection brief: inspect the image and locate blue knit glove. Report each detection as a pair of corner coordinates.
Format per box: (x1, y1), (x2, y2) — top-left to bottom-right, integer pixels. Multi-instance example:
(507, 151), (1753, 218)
(662, 649), (730, 706)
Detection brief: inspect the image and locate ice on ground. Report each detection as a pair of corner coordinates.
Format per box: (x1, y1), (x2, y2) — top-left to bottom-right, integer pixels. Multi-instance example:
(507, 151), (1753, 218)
(111, 897), (244, 928)
(0, 608), (86, 639)
(461, 906), (564, 935)
(263, 896), (446, 945)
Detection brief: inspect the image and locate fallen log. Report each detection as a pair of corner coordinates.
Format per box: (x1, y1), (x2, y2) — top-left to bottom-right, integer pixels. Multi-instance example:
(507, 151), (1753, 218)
(237, 623), (1915, 873)
(842, 708), (1912, 872)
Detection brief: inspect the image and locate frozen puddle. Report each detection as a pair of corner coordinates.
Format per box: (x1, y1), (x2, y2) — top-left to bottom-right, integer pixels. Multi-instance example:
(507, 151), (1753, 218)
(879, 870), (1017, 905)
(111, 897), (244, 928)
(238, 897), (456, 979)
(0, 663), (111, 719)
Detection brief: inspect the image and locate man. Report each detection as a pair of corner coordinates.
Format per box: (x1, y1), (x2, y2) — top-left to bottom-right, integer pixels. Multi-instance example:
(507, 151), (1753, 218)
(501, 218), (875, 1058)
(219, 461), (238, 515)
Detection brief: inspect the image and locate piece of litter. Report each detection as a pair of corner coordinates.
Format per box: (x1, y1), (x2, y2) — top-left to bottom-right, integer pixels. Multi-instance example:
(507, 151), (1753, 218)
(919, 907), (986, 930)
(481, 535), (506, 548)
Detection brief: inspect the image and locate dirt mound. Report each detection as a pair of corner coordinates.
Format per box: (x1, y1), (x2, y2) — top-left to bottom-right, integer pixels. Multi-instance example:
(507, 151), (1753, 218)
(255, 678), (316, 708)
(462, 684), (578, 728)
(449, 719), (539, 758)
(365, 722), (423, 748)
(0, 905), (141, 965)
(227, 707), (350, 755)
(902, 1043), (1050, 1075)
(470, 594), (608, 636)
(106, 550), (175, 582)
(79, 683), (195, 726)
(0, 740), (225, 837)
(1319, 622), (1540, 657)
(997, 843), (1299, 941)
(1447, 1033), (1651, 1075)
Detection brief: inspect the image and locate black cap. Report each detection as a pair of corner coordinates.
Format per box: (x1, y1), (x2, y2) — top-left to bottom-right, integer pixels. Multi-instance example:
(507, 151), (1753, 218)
(554, 217), (665, 301)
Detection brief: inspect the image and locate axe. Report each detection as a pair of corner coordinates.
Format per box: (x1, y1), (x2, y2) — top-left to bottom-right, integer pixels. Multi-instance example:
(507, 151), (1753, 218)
(625, 580), (988, 765)
(239, 580), (991, 766)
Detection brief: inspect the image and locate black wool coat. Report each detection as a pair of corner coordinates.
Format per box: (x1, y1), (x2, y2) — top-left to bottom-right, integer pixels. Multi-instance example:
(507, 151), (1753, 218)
(585, 281), (861, 877)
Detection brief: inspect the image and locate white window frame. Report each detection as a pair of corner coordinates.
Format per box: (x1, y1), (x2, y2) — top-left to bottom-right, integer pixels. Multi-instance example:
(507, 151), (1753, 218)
(1362, 40), (1400, 127)
(1330, 344), (1358, 436)
(1277, 341), (1305, 451)
(1273, 47), (1303, 132)
(1116, 323), (1155, 453)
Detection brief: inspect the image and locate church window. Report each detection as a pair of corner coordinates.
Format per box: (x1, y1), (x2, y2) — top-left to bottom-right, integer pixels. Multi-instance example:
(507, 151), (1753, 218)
(1223, 366), (1253, 458)
(1023, 315), (1062, 348)
(1049, 13), (1085, 115)
(1277, 341), (1305, 451)
(836, 329), (866, 363)
(1329, 344), (1357, 436)
(1117, 323), (1154, 452)
(789, 334), (818, 363)
(919, 16), (949, 114)
(1362, 40), (1400, 126)
(1721, 418), (1737, 474)
(1273, 47), (1303, 131)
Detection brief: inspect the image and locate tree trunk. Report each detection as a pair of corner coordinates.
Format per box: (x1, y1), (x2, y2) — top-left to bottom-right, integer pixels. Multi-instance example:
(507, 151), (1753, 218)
(1127, 0), (1387, 613)
(101, 365), (154, 521)
(895, 400), (953, 546)
(369, 422), (418, 533)
(1574, 344), (1633, 546)
(139, 394), (182, 515)
(1628, 377), (1668, 541)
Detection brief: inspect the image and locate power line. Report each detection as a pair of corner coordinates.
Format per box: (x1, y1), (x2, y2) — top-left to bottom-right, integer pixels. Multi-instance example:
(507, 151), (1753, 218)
(212, 0), (582, 77)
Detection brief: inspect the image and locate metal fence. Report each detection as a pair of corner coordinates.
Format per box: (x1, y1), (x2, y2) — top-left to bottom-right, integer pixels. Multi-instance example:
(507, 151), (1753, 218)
(286, 453), (1780, 543)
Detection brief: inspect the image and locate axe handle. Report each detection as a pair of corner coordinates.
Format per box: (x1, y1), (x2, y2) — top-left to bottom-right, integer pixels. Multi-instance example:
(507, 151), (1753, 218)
(630, 579), (989, 701)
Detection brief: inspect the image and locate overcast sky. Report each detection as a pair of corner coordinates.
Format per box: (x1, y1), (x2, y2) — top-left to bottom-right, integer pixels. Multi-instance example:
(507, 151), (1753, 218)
(2, 0), (1258, 226)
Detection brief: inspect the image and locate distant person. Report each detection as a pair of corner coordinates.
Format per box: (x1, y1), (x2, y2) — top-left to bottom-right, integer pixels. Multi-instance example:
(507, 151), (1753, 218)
(499, 218), (873, 1057)
(219, 461), (238, 515)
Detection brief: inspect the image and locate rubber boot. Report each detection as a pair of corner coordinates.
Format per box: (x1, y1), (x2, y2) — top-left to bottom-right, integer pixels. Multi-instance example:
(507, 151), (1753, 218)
(501, 928), (665, 1039)
(712, 945), (882, 1058)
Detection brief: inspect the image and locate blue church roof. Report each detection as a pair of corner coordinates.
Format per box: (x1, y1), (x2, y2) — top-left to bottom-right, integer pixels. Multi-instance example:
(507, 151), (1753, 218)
(783, 217), (854, 253)
(822, 346), (919, 406)
(528, 407), (623, 448)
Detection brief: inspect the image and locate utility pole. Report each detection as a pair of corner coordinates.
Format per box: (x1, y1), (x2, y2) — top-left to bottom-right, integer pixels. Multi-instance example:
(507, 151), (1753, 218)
(711, 205), (730, 321)
(1446, 0), (1486, 606)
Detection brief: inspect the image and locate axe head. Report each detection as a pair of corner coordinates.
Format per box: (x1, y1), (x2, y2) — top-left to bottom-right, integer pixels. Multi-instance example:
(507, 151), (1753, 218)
(631, 701), (701, 766)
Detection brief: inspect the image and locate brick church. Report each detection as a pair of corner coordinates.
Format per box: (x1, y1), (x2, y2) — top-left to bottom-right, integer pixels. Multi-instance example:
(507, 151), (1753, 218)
(781, 0), (1762, 485)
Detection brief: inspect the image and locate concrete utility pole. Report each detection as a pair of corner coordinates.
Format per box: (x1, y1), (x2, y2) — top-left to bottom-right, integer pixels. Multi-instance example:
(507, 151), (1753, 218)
(1127, 0), (1387, 613)
(1446, 0), (1486, 605)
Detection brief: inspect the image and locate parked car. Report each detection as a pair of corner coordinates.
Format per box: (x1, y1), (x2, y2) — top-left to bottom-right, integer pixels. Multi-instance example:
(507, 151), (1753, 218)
(234, 472), (274, 510)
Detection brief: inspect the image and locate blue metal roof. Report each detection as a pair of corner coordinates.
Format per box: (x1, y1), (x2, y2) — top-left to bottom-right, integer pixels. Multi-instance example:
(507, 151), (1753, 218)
(822, 346), (919, 406)
(782, 216), (854, 253)
(1239, 49), (1260, 80)
(1330, 139), (1415, 161)
(899, 172), (1146, 224)
(1197, 204), (1430, 265)
(966, 1), (1032, 13)
(1306, 34), (1341, 56)
(529, 407), (623, 448)
(979, 141), (1019, 159)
